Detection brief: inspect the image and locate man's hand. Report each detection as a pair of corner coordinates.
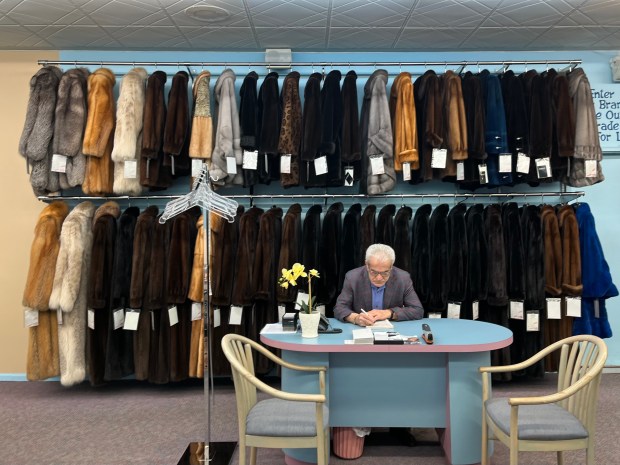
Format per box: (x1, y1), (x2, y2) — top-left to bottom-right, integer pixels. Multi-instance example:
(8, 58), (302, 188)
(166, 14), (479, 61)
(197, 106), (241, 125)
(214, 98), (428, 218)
(368, 309), (392, 321)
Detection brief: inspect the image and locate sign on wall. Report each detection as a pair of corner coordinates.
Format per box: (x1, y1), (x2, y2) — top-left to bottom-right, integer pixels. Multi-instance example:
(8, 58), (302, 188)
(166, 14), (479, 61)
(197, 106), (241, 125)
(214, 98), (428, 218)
(592, 84), (620, 151)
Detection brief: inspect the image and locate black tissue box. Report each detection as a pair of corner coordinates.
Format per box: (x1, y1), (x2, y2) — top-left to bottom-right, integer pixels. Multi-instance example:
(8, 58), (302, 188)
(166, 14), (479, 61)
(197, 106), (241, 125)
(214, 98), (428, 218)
(282, 312), (297, 331)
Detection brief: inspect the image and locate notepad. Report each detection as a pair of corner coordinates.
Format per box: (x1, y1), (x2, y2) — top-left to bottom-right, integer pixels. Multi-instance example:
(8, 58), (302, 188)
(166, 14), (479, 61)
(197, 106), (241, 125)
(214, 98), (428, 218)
(367, 319), (394, 331)
(351, 328), (374, 344)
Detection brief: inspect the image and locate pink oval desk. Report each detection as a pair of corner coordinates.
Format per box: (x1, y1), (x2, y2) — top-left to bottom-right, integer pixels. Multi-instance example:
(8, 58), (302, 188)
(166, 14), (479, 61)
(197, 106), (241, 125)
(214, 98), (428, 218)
(261, 318), (512, 465)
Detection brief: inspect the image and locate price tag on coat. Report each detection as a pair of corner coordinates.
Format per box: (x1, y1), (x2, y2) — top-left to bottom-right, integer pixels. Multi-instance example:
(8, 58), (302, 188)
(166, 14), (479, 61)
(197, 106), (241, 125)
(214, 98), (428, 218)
(447, 302), (461, 319)
(499, 153), (512, 173)
(192, 159), (204, 177)
(227, 156), (238, 174)
(88, 309), (95, 330)
(229, 306), (243, 325)
(151, 311), (155, 331)
(472, 300), (479, 320)
(191, 302), (202, 321)
(242, 150), (258, 170)
(296, 292), (309, 309)
(526, 311), (540, 331)
(57, 308), (63, 325)
(546, 298), (562, 319)
(24, 309), (39, 328)
(431, 148), (447, 168)
(594, 299), (600, 318)
(51, 154), (68, 173)
(456, 162), (464, 181)
(168, 306), (179, 326)
(123, 160), (137, 179)
(585, 159), (597, 178)
(344, 167), (354, 187)
(370, 155), (385, 175)
(516, 152), (530, 173)
(566, 296), (582, 317)
(280, 154), (291, 174)
(403, 162), (411, 181)
(314, 156), (328, 175)
(536, 157), (551, 179)
(429, 312), (442, 319)
(316, 304), (326, 316)
(113, 308), (125, 330)
(478, 164), (488, 184)
(510, 300), (524, 319)
(123, 309), (140, 331)
(214, 307), (221, 327)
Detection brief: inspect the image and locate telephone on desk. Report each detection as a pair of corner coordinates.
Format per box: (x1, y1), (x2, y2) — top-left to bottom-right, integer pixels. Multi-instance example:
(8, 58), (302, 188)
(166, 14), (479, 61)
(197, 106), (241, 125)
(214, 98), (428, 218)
(294, 313), (343, 334)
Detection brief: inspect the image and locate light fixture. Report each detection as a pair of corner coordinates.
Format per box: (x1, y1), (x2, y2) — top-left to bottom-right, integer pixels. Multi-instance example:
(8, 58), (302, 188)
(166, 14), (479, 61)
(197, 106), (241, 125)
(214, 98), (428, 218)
(184, 5), (231, 23)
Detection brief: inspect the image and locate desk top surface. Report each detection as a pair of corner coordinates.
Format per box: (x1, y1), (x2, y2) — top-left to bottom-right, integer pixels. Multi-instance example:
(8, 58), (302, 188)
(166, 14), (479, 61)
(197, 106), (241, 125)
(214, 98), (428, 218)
(260, 318), (513, 353)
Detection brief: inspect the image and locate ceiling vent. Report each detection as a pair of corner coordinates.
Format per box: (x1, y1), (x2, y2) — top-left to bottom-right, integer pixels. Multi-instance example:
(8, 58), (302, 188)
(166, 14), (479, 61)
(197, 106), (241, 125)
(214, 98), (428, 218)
(265, 49), (292, 69)
(184, 5), (231, 23)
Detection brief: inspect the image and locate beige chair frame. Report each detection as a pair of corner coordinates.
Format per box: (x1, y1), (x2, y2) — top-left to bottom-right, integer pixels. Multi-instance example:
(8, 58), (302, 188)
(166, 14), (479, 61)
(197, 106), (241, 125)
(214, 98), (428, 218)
(480, 334), (607, 465)
(221, 333), (329, 465)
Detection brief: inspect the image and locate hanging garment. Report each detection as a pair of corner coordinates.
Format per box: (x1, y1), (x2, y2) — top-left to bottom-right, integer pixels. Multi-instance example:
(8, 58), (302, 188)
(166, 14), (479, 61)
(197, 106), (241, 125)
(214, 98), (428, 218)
(558, 205), (582, 296)
(413, 70), (443, 183)
(411, 204), (432, 309)
(277, 204), (303, 306)
(239, 71), (260, 187)
(257, 71), (281, 183)
(53, 68), (89, 189)
(300, 72), (323, 187)
(24, 201), (69, 381)
(546, 69), (575, 182)
(162, 70), (190, 174)
(484, 204), (508, 307)
(359, 205), (376, 266)
(252, 206), (283, 305)
(129, 205), (159, 380)
(440, 70), (468, 180)
(573, 203), (617, 338)
(341, 70), (361, 181)
(48, 201), (95, 386)
(393, 205), (413, 275)
(376, 204), (396, 248)
(390, 72), (418, 173)
(104, 206), (140, 381)
(19, 66), (63, 195)
(321, 70), (344, 187)
(319, 202), (344, 313)
(188, 215), (205, 379)
(112, 67), (147, 195)
(447, 203), (468, 307)
(460, 72), (486, 188)
(499, 70), (529, 185)
(87, 201), (120, 386)
(231, 207), (264, 307)
(464, 204), (488, 318)
(301, 205), (322, 294)
(428, 204), (449, 314)
(278, 71), (302, 188)
(565, 68), (604, 186)
(211, 69), (243, 186)
(189, 70), (213, 160)
(340, 203), (362, 290)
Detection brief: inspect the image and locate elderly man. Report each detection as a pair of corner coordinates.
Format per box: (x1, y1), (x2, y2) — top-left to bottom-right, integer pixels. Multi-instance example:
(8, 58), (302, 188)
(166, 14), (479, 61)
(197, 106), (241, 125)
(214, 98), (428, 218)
(334, 243), (424, 326)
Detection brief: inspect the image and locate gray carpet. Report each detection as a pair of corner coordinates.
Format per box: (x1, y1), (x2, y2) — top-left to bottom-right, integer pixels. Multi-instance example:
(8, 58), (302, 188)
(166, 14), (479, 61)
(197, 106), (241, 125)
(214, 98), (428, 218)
(0, 374), (618, 465)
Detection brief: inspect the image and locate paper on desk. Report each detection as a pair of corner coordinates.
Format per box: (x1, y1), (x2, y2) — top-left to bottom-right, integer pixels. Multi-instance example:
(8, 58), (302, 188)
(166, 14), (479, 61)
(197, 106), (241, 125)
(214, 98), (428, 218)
(260, 323), (291, 334)
(367, 319), (394, 331)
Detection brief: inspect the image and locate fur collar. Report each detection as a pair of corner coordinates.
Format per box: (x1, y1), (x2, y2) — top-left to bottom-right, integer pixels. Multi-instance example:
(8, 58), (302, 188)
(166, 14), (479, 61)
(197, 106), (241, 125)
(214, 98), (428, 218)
(93, 201), (121, 223)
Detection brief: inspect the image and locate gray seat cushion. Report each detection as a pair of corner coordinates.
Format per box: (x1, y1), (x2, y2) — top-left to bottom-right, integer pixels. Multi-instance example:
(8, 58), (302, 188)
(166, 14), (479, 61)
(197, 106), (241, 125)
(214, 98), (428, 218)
(246, 398), (329, 437)
(485, 398), (588, 440)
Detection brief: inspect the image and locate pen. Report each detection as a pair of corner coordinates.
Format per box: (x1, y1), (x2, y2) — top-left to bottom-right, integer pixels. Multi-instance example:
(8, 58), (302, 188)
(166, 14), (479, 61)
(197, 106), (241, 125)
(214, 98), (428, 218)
(360, 308), (368, 314)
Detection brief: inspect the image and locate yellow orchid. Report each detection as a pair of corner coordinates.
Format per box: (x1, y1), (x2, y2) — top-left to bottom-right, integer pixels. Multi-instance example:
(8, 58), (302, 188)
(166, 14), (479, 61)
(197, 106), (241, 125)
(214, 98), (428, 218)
(278, 263), (321, 314)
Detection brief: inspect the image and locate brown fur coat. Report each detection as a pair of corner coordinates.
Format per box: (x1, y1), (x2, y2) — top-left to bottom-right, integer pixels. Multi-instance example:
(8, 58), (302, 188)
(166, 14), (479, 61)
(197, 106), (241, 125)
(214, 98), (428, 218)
(391, 72), (419, 171)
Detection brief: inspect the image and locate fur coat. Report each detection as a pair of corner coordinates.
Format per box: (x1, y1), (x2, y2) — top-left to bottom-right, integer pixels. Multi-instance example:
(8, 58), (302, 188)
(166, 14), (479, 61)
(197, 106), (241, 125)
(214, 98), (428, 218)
(231, 207), (264, 306)
(362, 70), (396, 194)
(413, 70), (443, 183)
(252, 207), (283, 320)
(24, 201), (68, 381)
(48, 201), (95, 386)
(411, 204), (432, 308)
(189, 71), (213, 159)
(428, 204), (449, 314)
(359, 204), (376, 266)
(111, 68), (147, 195)
(484, 204), (508, 307)
(188, 215), (205, 379)
(547, 69), (575, 181)
(441, 70), (468, 179)
(239, 72), (259, 187)
(318, 202), (343, 312)
(341, 71), (361, 171)
(391, 72), (419, 171)
(465, 204), (488, 312)
(300, 73), (322, 186)
(321, 70), (343, 187)
(277, 204), (303, 304)
(564, 68), (604, 186)
(301, 205), (322, 294)
(558, 205), (582, 296)
(376, 204), (396, 248)
(278, 71), (302, 188)
(209, 206), (243, 306)
(19, 66), (63, 195)
(258, 71), (281, 182)
(54, 68), (89, 189)
(447, 203), (468, 304)
(340, 203), (362, 289)
(460, 72), (486, 188)
(211, 69), (243, 186)
(393, 205), (412, 275)
(163, 71), (189, 162)
(500, 70), (529, 185)
(141, 71), (172, 189)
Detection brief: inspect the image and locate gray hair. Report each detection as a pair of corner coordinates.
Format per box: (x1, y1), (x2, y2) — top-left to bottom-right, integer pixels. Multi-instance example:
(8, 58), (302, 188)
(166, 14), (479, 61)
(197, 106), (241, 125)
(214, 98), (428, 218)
(365, 243), (395, 265)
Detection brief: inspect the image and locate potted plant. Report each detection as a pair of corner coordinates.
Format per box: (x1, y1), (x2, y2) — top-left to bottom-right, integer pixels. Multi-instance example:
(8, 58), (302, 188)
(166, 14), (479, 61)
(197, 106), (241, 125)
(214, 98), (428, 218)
(279, 263), (321, 338)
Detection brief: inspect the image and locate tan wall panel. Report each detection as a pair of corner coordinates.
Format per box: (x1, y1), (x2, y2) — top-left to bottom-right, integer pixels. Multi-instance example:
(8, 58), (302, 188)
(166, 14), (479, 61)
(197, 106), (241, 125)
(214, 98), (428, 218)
(0, 51), (59, 374)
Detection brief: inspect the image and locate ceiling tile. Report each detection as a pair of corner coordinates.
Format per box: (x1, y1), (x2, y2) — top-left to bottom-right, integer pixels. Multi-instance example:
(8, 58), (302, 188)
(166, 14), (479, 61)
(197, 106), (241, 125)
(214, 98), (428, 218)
(85, 0), (161, 26)
(331, 0), (410, 27)
(113, 26), (190, 49)
(489, 1), (567, 26)
(255, 26), (326, 49)
(250, 0), (327, 27)
(44, 25), (115, 48)
(533, 25), (614, 49)
(557, 9), (597, 26)
(7, 0), (75, 24)
(396, 27), (475, 49)
(182, 26), (258, 49)
(579, 0), (620, 25)
(0, 24), (38, 47)
(407, 1), (489, 27)
(0, 14), (17, 24)
(591, 26), (620, 47)
(328, 27), (400, 49)
(461, 26), (547, 49)
(0, 0), (25, 13)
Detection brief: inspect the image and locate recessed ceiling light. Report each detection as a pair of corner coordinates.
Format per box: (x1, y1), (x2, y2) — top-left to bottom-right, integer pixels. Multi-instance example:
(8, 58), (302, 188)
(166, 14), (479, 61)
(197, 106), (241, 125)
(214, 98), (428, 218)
(184, 5), (231, 23)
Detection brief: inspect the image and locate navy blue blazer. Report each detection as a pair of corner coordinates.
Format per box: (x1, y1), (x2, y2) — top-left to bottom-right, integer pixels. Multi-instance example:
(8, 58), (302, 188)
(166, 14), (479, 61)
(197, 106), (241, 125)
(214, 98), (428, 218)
(333, 265), (424, 322)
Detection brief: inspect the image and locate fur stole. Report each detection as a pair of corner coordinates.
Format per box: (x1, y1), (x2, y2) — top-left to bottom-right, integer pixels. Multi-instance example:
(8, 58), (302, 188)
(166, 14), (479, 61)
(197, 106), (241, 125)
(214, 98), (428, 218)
(412, 204), (432, 308)
(83, 68), (116, 157)
(392, 72), (419, 171)
(54, 68), (89, 189)
(23, 201), (69, 310)
(189, 71), (213, 159)
(276, 204), (302, 303)
(278, 71), (301, 188)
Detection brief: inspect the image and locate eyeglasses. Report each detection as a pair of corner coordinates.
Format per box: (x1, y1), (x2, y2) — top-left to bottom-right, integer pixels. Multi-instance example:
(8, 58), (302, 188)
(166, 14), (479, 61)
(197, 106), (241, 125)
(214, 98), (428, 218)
(367, 267), (392, 279)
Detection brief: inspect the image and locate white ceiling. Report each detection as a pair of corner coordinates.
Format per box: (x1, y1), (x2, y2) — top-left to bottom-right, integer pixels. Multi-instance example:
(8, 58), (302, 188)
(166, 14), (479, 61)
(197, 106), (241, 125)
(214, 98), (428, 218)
(0, 0), (619, 51)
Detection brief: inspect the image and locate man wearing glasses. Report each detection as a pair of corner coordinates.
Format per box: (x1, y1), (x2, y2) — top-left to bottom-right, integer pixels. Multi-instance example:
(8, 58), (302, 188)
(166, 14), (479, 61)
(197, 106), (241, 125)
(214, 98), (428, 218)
(334, 243), (424, 326)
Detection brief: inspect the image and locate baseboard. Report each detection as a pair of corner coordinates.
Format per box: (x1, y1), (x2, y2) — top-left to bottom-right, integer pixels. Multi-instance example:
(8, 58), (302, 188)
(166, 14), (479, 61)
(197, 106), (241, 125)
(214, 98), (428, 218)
(603, 367), (620, 374)
(0, 374), (59, 381)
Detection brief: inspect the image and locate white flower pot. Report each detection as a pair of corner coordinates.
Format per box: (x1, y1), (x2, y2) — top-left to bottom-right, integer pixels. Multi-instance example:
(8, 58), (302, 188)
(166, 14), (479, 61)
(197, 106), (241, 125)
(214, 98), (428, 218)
(299, 311), (320, 338)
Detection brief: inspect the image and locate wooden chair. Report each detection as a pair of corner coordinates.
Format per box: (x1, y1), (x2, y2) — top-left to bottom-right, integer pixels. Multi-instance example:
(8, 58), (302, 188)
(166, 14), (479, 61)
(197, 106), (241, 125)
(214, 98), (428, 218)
(221, 333), (329, 465)
(480, 334), (607, 465)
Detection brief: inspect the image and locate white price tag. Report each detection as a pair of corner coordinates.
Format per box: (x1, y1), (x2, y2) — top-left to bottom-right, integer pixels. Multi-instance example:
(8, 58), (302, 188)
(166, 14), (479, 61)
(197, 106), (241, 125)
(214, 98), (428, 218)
(123, 160), (137, 179)
(429, 312), (442, 319)
(447, 302), (461, 319)
(214, 307), (221, 327)
(242, 150), (258, 170)
(280, 154), (291, 174)
(123, 309), (140, 331)
(510, 300), (524, 320)
(191, 302), (202, 321)
(370, 155), (385, 175)
(526, 311), (540, 332)
(191, 159), (204, 177)
(278, 305), (286, 322)
(456, 161), (464, 181)
(227, 156), (238, 174)
(229, 306), (243, 325)
(566, 296), (582, 317)
(431, 148), (447, 169)
(316, 304), (326, 316)
(546, 298), (562, 320)
(296, 291), (309, 310)
(151, 311), (155, 331)
(57, 308), (63, 325)
(472, 300), (479, 320)
(478, 164), (488, 184)
(168, 306), (179, 326)
(403, 162), (411, 181)
(88, 308), (95, 330)
(113, 308), (125, 330)
(536, 157), (551, 179)
(314, 156), (328, 175)
(24, 309), (39, 328)
(516, 152), (530, 173)
(344, 167), (354, 187)
(51, 154), (67, 173)
(499, 153), (512, 173)
(585, 159), (597, 178)
(594, 299), (600, 318)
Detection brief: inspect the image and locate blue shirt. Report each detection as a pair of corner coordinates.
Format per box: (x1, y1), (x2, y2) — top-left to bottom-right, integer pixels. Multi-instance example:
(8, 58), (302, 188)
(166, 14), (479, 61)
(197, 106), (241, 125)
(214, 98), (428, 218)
(371, 284), (386, 310)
